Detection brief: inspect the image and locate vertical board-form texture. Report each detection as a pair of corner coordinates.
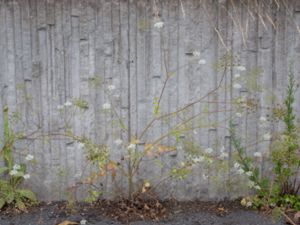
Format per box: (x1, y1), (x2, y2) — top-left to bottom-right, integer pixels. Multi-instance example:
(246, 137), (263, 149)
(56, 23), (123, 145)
(0, 0), (299, 200)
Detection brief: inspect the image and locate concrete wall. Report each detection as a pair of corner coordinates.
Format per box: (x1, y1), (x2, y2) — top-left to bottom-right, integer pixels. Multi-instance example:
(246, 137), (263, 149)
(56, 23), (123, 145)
(0, 0), (300, 200)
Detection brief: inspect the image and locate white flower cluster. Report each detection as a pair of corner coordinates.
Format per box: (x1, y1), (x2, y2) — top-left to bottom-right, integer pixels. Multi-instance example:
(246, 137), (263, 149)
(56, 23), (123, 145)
(77, 142), (85, 149)
(114, 139), (123, 146)
(107, 85), (116, 92)
(235, 112), (242, 118)
(233, 65), (246, 90)
(258, 116), (271, 140)
(9, 159), (31, 180)
(80, 219), (87, 225)
(234, 162), (261, 190)
(102, 103), (111, 110)
(25, 154), (34, 161)
(253, 151), (262, 158)
(263, 133), (271, 141)
(198, 59), (206, 65)
(154, 21), (164, 28)
(191, 156), (205, 163)
(192, 51), (200, 57)
(219, 146), (229, 159)
(234, 162), (244, 175)
(127, 143), (136, 151)
(57, 100), (73, 110)
(204, 147), (213, 154)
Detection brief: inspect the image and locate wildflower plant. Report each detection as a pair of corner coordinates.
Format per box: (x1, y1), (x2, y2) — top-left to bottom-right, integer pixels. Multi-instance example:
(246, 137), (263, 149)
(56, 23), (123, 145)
(0, 107), (37, 211)
(60, 41), (235, 201)
(231, 64), (300, 213)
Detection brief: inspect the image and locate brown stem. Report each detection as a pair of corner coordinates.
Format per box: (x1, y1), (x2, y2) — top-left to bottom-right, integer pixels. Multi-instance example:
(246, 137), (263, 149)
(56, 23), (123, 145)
(138, 69), (227, 140)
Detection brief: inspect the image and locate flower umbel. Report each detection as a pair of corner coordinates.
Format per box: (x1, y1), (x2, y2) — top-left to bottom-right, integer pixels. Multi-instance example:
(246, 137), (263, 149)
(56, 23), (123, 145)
(13, 164), (20, 171)
(154, 21), (164, 28)
(115, 139), (123, 146)
(236, 65), (246, 71)
(107, 85), (116, 92)
(23, 174), (30, 179)
(9, 170), (18, 176)
(102, 103), (111, 110)
(64, 101), (72, 107)
(198, 59), (206, 65)
(25, 154), (34, 161)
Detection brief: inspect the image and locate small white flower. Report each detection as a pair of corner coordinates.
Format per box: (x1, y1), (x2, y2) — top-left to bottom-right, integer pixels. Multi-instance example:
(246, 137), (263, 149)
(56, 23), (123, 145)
(245, 171), (253, 177)
(234, 73), (241, 78)
(25, 154), (34, 161)
(263, 133), (272, 141)
(64, 101), (72, 107)
(77, 142), (85, 149)
(80, 219), (87, 225)
(75, 172), (82, 178)
(202, 174), (208, 180)
(233, 83), (242, 89)
(246, 201), (252, 207)
(192, 51), (200, 57)
(193, 156), (205, 163)
(248, 180), (255, 188)
(193, 130), (198, 135)
(234, 162), (240, 169)
(253, 152), (262, 158)
(57, 105), (64, 110)
(114, 139), (123, 146)
(236, 112), (242, 118)
(254, 185), (261, 190)
(176, 146), (183, 151)
(107, 85), (116, 92)
(259, 116), (267, 122)
(236, 65), (246, 71)
(9, 170), (18, 176)
(13, 164), (21, 171)
(154, 21), (164, 28)
(219, 152), (229, 159)
(237, 168), (244, 175)
(198, 59), (206, 65)
(180, 162), (185, 167)
(23, 174), (30, 179)
(204, 148), (213, 154)
(102, 103), (111, 110)
(127, 143), (136, 151)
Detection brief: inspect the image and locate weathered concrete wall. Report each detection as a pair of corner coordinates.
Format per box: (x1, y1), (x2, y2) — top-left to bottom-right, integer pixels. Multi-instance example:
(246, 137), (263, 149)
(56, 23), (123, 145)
(0, 0), (300, 200)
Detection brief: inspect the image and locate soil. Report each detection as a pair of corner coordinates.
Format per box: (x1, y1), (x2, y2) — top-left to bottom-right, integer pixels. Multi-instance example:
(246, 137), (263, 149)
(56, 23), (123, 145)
(0, 198), (288, 225)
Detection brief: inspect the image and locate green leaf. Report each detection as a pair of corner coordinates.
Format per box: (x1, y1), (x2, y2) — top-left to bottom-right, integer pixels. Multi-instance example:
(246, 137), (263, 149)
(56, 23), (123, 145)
(0, 198), (5, 209)
(6, 192), (15, 204)
(16, 189), (37, 202)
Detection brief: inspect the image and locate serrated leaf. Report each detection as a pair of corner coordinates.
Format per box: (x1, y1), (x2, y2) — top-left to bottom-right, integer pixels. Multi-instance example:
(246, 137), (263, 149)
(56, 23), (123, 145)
(6, 192), (15, 204)
(16, 189), (37, 202)
(0, 198), (5, 209)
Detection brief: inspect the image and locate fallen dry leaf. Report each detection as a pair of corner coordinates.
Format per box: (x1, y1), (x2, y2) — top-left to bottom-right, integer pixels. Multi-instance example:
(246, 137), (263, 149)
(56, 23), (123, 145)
(294, 211), (300, 223)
